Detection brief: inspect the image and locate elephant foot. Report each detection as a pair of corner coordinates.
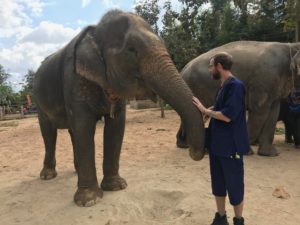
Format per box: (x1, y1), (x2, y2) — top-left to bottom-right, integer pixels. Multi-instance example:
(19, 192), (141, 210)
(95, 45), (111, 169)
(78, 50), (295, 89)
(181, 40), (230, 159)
(176, 140), (189, 149)
(74, 186), (103, 207)
(40, 167), (57, 180)
(285, 138), (293, 144)
(189, 147), (205, 161)
(101, 175), (127, 191)
(257, 145), (279, 157)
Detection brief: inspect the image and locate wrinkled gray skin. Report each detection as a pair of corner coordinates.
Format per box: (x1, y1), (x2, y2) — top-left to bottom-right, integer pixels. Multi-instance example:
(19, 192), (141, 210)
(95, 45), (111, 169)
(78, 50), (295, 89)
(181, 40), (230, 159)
(33, 10), (205, 207)
(176, 41), (300, 157)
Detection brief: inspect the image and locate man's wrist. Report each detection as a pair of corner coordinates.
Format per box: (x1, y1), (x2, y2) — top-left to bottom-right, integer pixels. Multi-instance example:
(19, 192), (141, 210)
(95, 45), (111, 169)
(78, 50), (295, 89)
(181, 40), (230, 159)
(206, 109), (215, 118)
(205, 108), (211, 116)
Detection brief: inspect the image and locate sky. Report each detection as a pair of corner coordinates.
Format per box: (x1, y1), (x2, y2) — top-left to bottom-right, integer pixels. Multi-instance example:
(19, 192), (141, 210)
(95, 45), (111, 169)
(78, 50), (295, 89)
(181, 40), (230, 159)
(0, 0), (182, 91)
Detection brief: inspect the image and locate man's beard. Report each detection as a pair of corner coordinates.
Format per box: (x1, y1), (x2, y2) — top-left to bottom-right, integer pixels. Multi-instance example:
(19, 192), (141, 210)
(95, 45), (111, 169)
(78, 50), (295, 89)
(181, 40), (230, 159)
(212, 71), (221, 80)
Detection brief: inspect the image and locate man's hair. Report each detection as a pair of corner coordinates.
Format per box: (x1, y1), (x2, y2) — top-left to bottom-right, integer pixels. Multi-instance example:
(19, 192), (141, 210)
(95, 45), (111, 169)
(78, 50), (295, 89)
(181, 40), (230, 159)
(212, 52), (233, 70)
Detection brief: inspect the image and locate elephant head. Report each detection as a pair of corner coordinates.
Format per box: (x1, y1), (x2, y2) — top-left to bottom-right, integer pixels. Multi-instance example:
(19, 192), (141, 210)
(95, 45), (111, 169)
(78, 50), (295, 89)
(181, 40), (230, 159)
(73, 10), (205, 160)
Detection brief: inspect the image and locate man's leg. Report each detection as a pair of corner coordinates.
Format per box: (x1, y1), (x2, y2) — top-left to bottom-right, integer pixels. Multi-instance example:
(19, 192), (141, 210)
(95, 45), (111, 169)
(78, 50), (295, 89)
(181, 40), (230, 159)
(233, 202), (245, 225)
(233, 200), (244, 218)
(215, 196), (226, 216)
(209, 154), (229, 225)
(221, 156), (245, 225)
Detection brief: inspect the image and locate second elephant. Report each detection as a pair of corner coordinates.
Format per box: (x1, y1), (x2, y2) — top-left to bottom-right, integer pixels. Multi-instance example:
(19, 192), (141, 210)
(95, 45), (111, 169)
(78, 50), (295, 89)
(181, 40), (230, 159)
(177, 41), (300, 156)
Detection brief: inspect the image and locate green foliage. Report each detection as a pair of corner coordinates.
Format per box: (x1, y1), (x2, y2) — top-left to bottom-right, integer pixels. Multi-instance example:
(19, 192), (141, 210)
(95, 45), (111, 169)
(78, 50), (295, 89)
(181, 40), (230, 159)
(1, 65), (35, 108)
(160, 0), (205, 70)
(18, 69), (35, 106)
(134, 0), (161, 33)
(23, 69), (35, 93)
(164, 104), (173, 110)
(135, 0), (298, 70)
(0, 65), (15, 105)
(275, 127), (285, 135)
(0, 64), (9, 85)
(0, 84), (22, 106)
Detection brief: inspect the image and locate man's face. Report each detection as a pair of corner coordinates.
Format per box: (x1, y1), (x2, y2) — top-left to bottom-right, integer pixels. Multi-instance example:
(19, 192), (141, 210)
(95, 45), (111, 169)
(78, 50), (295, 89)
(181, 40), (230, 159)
(209, 58), (220, 80)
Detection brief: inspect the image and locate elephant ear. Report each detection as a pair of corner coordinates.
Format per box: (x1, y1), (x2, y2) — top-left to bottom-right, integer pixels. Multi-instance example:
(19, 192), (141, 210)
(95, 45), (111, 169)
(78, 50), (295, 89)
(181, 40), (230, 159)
(74, 26), (107, 88)
(291, 51), (300, 76)
(94, 10), (129, 50)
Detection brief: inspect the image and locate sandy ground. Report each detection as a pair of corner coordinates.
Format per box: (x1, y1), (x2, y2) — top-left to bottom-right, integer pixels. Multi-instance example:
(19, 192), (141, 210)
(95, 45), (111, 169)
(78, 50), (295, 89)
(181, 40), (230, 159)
(0, 108), (299, 225)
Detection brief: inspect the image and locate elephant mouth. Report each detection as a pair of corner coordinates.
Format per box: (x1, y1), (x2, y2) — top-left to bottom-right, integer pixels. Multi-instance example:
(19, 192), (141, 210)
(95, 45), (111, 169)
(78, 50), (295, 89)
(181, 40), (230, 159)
(105, 89), (121, 103)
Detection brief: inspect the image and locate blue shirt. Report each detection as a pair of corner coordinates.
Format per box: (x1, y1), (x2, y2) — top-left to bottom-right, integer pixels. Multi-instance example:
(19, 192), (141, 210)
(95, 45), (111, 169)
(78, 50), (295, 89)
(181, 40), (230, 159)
(288, 90), (300, 113)
(205, 77), (249, 157)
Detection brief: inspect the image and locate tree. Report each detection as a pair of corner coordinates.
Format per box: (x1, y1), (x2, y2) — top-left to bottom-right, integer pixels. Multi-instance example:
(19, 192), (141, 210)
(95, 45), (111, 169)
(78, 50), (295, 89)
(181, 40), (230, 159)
(0, 65), (12, 105)
(295, 0), (300, 41)
(216, 3), (240, 45)
(134, 0), (160, 34)
(160, 0), (209, 70)
(245, 0), (294, 42)
(0, 64), (9, 85)
(18, 69), (35, 106)
(23, 69), (35, 94)
(177, 0), (207, 39)
(135, 0), (295, 70)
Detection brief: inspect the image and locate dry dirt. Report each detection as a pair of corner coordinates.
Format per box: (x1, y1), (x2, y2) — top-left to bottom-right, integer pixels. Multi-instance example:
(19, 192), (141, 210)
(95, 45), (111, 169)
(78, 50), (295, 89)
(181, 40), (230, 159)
(0, 108), (299, 225)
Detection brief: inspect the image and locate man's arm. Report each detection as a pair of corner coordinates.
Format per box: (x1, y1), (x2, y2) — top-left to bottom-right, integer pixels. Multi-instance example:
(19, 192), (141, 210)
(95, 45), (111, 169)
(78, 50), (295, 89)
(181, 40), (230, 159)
(204, 108), (231, 123)
(192, 96), (231, 123)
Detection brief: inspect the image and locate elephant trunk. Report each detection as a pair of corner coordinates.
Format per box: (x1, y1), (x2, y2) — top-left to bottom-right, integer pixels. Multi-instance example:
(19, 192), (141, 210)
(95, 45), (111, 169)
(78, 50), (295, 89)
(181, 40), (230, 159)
(141, 49), (205, 160)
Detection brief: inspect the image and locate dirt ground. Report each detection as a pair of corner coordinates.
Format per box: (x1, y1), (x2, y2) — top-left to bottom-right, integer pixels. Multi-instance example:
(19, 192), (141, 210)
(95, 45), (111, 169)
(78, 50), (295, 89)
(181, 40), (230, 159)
(0, 108), (299, 225)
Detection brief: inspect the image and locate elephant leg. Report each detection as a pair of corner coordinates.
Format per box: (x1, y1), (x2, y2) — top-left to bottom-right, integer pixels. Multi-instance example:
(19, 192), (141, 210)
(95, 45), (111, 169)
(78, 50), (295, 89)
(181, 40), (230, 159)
(246, 110), (268, 156)
(70, 109), (102, 207)
(176, 121), (189, 148)
(68, 129), (78, 172)
(283, 118), (293, 143)
(257, 101), (280, 156)
(38, 113), (58, 180)
(101, 104), (127, 191)
(247, 111), (268, 146)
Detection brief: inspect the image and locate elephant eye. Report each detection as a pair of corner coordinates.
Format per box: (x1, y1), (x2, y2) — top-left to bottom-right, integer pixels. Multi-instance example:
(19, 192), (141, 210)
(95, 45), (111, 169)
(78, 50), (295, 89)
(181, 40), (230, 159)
(127, 46), (137, 55)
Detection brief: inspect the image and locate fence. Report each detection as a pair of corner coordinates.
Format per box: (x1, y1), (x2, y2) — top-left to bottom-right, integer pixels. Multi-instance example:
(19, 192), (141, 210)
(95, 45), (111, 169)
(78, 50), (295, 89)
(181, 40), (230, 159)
(0, 105), (37, 120)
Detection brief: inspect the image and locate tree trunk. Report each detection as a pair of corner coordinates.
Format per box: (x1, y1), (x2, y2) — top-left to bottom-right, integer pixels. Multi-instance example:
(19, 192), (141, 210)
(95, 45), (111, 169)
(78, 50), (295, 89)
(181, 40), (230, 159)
(296, 22), (300, 42)
(296, 0), (300, 42)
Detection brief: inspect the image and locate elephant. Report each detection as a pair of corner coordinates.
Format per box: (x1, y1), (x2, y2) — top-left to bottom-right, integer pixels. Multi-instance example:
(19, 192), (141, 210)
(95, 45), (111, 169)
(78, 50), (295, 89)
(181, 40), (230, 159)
(33, 10), (205, 207)
(176, 41), (300, 156)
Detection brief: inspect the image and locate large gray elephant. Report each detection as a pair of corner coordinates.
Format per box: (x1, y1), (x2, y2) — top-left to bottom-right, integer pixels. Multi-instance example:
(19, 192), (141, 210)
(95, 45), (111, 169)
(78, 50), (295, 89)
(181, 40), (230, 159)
(33, 10), (205, 207)
(176, 41), (300, 156)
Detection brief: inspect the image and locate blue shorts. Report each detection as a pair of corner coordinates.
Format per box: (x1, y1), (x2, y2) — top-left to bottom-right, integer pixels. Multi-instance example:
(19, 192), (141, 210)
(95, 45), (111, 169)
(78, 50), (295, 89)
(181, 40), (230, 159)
(209, 153), (244, 206)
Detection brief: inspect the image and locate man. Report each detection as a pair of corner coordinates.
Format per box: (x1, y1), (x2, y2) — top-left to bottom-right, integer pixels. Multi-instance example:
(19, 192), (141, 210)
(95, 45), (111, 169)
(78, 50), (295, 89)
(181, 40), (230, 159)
(193, 52), (249, 225)
(286, 89), (300, 148)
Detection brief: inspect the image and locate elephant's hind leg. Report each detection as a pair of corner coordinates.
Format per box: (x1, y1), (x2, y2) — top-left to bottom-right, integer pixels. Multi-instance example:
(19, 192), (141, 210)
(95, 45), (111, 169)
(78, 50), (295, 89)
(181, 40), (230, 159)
(257, 101), (280, 157)
(176, 122), (189, 148)
(101, 104), (127, 191)
(38, 113), (58, 180)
